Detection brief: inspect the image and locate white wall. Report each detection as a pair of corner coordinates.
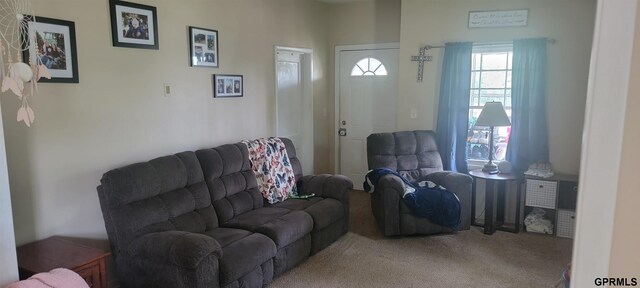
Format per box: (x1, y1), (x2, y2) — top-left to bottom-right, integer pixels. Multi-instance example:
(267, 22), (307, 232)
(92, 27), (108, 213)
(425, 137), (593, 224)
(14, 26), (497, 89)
(398, 0), (596, 175)
(1, 0), (330, 244)
(0, 103), (18, 286)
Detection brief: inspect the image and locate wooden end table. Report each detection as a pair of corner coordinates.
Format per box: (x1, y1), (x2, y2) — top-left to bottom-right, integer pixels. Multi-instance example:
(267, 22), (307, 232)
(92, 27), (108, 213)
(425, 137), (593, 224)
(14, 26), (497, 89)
(469, 169), (522, 235)
(16, 236), (111, 288)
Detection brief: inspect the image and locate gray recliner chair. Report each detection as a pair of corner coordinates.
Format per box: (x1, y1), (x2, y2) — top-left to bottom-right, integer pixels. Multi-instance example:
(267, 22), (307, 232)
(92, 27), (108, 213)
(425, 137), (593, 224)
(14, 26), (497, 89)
(366, 130), (472, 236)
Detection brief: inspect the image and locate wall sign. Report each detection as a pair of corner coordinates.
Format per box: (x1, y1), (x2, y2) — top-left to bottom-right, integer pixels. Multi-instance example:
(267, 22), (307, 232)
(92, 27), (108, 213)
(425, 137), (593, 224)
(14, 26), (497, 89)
(468, 9), (528, 28)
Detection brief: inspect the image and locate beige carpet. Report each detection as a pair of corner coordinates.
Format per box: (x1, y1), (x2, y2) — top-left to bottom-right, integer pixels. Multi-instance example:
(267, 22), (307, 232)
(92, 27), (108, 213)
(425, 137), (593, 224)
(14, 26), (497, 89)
(270, 190), (573, 288)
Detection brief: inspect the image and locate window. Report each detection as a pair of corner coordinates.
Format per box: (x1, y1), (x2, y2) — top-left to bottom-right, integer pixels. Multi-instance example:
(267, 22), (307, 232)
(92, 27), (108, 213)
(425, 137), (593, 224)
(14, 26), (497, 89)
(350, 57), (388, 76)
(467, 44), (513, 162)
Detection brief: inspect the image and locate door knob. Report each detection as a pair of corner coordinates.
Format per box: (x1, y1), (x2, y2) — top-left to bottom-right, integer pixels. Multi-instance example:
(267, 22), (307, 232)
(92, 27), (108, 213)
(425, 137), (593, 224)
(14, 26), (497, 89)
(338, 128), (347, 136)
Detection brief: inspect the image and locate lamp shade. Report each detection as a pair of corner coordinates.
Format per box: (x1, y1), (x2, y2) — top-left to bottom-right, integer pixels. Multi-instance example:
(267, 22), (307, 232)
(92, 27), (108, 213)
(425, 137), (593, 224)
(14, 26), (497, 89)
(475, 102), (511, 127)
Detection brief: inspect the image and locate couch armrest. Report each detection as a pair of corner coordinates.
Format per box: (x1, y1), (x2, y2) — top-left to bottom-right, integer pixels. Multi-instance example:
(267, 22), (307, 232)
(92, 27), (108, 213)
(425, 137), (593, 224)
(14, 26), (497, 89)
(298, 174), (353, 201)
(128, 231), (222, 269)
(374, 173), (406, 194)
(424, 171), (472, 192)
(425, 171), (472, 230)
(369, 174), (406, 236)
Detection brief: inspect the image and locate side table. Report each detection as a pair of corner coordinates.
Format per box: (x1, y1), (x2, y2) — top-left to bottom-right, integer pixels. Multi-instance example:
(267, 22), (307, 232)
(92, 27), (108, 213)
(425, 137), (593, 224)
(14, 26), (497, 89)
(469, 169), (522, 235)
(16, 236), (111, 288)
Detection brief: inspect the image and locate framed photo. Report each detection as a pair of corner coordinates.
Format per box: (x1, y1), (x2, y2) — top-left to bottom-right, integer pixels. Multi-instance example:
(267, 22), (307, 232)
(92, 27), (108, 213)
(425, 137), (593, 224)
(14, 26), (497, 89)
(189, 27), (219, 67)
(213, 74), (243, 98)
(109, 0), (159, 49)
(21, 16), (79, 83)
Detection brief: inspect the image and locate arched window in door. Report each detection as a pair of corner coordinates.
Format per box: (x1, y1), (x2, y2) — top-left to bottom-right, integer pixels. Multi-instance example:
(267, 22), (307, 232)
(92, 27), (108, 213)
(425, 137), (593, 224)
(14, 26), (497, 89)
(350, 57), (388, 76)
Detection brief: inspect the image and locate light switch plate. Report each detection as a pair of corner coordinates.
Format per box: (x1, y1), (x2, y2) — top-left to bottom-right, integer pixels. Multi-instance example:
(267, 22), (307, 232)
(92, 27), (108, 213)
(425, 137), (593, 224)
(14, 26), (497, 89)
(164, 83), (172, 97)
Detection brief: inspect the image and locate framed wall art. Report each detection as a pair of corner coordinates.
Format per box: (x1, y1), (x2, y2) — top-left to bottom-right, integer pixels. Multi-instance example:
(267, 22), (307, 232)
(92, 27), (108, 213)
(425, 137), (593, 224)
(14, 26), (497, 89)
(213, 74), (242, 98)
(468, 9), (529, 28)
(109, 0), (159, 49)
(21, 16), (79, 83)
(189, 26), (218, 67)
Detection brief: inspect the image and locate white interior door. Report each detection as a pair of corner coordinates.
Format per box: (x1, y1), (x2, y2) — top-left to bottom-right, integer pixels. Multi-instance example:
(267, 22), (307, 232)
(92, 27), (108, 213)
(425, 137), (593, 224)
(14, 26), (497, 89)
(339, 48), (398, 189)
(276, 49), (313, 174)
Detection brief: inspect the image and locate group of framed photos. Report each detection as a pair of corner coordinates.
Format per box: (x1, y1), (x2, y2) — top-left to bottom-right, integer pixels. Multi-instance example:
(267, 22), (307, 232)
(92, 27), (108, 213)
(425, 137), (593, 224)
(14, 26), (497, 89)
(19, 0), (242, 97)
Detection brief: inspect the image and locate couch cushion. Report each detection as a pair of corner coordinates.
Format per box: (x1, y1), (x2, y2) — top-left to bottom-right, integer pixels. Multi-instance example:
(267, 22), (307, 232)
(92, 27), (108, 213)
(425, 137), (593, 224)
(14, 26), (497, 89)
(223, 208), (313, 249)
(269, 198), (323, 210)
(271, 198), (344, 232)
(203, 227), (253, 248)
(302, 198), (344, 230)
(202, 228), (276, 285)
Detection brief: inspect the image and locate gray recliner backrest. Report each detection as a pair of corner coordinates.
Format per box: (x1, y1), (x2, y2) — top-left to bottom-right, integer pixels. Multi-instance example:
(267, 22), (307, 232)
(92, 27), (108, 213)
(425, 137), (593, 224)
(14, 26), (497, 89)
(195, 143), (264, 225)
(97, 151), (218, 258)
(367, 130), (444, 182)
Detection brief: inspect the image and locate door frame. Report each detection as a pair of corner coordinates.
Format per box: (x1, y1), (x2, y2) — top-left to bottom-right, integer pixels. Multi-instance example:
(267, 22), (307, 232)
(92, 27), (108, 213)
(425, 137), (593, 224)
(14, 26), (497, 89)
(334, 43), (400, 173)
(0, 101), (18, 285)
(274, 46), (314, 173)
(572, 0), (637, 286)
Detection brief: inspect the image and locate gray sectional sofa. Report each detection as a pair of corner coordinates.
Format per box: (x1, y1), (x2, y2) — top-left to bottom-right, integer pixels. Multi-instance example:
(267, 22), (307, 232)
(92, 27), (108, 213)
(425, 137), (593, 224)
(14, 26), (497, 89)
(97, 139), (352, 288)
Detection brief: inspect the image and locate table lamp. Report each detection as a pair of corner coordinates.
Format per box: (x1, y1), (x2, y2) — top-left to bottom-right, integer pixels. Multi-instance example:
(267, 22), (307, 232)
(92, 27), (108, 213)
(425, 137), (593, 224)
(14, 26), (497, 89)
(474, 101), (511, 174)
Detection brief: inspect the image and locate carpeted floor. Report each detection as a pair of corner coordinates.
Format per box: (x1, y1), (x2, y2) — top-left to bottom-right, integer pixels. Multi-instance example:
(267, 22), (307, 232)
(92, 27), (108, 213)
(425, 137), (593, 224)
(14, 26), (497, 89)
(270, 190), (573, 288)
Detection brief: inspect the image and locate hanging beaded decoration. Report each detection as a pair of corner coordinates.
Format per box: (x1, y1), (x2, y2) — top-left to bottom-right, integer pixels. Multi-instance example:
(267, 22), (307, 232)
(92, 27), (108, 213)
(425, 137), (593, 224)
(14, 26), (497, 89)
(0, 0), (50, 127)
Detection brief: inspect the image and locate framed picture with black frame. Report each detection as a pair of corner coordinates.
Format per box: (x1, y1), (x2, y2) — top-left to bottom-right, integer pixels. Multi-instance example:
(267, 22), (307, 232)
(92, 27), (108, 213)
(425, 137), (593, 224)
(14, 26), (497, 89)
(21, 15), (79, 83)
(213, 74), (242, 98)
(109, 0), (159, 50)
(189, 26), (219, 68)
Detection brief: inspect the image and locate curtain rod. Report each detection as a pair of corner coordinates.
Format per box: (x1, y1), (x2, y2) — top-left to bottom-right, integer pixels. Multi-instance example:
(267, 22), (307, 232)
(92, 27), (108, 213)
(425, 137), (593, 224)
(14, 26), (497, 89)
(422, 38), (556, 50)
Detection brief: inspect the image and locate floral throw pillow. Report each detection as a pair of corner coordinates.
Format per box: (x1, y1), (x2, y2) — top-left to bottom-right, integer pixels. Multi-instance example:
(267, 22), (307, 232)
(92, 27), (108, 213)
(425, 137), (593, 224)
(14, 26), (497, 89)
(243, 137), (297, 204)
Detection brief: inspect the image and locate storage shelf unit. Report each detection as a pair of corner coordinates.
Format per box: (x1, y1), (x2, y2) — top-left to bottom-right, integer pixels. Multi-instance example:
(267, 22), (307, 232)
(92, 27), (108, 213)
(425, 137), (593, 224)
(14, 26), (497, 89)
(523, 174), (578, 238)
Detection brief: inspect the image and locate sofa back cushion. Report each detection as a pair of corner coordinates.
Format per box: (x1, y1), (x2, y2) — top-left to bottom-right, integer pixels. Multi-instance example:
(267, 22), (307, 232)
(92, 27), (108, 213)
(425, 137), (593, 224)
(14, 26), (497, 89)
(367, 130), (444, 182)
(196, 143), (264, 224)
(97, 151), (217, 257)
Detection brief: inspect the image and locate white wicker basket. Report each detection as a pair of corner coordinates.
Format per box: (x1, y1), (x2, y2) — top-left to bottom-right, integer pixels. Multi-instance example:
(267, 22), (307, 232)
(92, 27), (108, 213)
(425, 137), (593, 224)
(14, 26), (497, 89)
(556, 209), (576, 238)
(525, 179), (557, 209)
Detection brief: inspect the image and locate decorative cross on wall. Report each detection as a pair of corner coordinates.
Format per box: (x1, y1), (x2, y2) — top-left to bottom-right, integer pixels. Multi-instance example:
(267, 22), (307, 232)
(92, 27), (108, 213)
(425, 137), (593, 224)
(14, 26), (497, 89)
(411, 46), (434, 82)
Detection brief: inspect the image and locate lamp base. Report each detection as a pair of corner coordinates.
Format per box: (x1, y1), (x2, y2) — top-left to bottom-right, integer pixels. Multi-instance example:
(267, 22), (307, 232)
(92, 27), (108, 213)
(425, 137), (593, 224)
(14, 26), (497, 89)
(482, 162), (499, 174)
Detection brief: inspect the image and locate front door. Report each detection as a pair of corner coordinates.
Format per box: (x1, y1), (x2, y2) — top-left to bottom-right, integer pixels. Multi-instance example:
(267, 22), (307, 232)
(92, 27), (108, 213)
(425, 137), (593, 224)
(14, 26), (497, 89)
(338, 48), (399, 189)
